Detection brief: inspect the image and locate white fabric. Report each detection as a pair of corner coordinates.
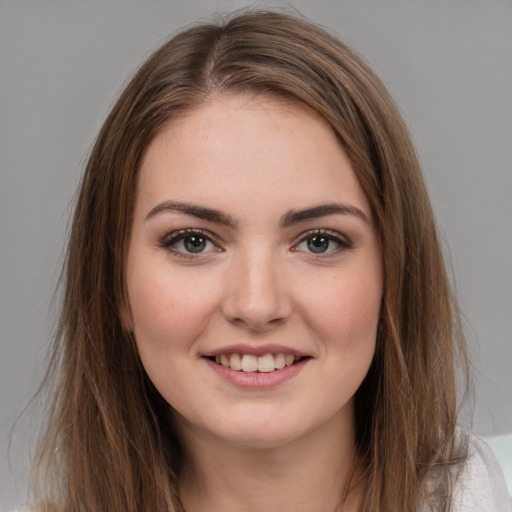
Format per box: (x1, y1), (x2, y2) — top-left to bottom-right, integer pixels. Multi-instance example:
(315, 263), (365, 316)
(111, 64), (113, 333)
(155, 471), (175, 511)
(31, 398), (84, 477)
(451, 435), (512, 511)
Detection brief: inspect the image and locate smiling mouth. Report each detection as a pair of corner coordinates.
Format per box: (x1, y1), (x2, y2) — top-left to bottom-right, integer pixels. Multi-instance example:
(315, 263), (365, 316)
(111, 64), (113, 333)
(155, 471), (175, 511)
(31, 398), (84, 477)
(206, 353), (307, 373)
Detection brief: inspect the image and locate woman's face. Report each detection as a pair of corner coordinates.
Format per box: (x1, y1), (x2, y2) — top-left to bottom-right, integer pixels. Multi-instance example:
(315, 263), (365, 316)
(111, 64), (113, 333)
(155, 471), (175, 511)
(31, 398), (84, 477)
(125, 95), (382, 449)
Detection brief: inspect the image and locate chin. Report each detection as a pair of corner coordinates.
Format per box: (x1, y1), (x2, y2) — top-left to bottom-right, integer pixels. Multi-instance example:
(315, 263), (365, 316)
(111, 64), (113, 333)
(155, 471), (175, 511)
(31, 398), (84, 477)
(222, 431), (301, 450)
(176, 411), (304, 451)
(211, 415), (315, 451)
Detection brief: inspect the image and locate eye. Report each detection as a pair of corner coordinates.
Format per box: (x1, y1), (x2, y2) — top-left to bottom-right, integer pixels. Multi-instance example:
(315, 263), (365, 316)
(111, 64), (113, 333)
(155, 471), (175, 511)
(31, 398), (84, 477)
(176, 234), (211, 253)
(293, 230), (352, 255)
(160, 229), (220, 257)
(304, 235), (335, 254)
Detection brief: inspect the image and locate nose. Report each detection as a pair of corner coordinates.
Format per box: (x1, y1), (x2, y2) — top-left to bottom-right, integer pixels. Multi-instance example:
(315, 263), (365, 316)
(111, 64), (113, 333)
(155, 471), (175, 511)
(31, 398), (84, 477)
(221, 249), (292, 332)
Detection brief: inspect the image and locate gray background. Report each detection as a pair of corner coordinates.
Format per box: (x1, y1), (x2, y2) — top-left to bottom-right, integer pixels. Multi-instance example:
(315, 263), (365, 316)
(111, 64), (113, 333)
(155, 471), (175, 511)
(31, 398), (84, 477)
(1, 0), (511, 508)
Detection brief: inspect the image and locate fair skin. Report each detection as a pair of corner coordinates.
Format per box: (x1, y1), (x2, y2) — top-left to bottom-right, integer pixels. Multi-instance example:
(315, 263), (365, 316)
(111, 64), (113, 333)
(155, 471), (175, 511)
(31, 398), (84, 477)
(125, 94), (382, 511)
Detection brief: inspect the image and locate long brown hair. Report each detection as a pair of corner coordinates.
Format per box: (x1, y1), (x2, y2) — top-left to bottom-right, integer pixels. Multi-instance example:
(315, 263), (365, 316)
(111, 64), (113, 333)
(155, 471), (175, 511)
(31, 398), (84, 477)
(31, 10), (468, 511)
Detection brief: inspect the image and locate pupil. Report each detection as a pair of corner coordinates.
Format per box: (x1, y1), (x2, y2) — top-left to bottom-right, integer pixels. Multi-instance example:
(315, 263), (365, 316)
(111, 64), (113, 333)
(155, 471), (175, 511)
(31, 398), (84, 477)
(184, 236), (206, 253)
(307, 236), (329, 253)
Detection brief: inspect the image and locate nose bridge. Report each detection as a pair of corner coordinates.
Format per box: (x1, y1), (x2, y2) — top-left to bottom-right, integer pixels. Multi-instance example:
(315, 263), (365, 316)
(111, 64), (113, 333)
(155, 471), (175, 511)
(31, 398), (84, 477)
(222, 243), (290, 330)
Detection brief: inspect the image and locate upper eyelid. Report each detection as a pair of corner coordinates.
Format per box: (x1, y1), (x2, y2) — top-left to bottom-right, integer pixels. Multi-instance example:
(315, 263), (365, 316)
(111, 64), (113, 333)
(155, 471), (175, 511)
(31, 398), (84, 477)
(160, 228), (221, 247)
(293, 228), (352, 245)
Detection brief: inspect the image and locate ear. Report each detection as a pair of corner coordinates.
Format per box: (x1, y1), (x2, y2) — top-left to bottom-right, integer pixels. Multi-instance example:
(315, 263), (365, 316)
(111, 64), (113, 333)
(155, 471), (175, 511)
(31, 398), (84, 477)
(119, 292), (134, 332)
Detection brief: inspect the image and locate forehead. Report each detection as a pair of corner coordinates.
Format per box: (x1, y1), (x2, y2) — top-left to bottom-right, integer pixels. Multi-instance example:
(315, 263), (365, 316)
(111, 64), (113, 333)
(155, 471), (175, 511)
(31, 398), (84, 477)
(136, 94), (370, 219)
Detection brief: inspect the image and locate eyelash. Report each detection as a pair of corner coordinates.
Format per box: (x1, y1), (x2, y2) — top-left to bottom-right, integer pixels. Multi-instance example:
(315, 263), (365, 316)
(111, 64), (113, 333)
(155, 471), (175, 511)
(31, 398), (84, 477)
(292, 229), (353, 258)
(159, 229), (221, 260)
(158, 228), (353, 260)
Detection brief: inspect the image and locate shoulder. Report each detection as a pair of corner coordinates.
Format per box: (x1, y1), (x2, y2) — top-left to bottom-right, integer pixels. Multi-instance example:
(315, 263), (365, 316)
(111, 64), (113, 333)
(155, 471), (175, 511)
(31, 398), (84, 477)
(451, 433), (512, 512)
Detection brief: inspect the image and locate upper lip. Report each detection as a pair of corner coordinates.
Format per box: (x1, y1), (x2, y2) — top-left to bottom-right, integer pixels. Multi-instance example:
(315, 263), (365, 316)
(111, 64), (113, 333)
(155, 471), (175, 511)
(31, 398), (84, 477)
(202, 344), (310, 358)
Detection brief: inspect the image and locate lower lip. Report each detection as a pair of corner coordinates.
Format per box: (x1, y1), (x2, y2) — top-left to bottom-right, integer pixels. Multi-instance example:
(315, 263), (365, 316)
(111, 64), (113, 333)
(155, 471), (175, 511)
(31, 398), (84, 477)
(204, 358), (309, 388)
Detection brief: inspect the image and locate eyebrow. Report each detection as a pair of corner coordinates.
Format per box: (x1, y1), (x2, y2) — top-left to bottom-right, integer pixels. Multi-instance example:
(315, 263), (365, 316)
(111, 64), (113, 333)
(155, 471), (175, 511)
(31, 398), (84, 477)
(279, 202), (369, 227)
(145, 200), (368, 228)
(145, 201), (238, 228)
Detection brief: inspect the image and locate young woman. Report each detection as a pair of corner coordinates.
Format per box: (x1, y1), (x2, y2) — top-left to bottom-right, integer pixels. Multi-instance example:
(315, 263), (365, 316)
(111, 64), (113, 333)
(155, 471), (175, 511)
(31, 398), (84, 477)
(30, 10), (511, 512)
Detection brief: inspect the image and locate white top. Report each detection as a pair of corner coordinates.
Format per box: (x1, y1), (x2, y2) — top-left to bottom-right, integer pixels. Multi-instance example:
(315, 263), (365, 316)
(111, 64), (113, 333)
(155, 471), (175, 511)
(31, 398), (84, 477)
(451, 435), (512, 511)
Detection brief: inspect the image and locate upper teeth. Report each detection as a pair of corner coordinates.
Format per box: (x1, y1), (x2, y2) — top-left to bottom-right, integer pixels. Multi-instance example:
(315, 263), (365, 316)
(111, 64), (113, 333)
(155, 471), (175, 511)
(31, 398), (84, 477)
(214, 353), (300, 372)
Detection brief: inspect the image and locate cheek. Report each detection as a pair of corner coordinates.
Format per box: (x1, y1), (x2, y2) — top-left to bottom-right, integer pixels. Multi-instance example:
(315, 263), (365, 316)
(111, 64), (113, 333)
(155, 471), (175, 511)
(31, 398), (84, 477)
(301, 272), (381, 340)
(127, 262), (220, 351)
(304, 271), (381, 404)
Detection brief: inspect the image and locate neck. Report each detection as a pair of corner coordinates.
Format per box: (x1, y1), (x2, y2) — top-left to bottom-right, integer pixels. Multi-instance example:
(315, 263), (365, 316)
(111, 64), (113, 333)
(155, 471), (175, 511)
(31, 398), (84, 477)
(177, 406), (363, 512)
